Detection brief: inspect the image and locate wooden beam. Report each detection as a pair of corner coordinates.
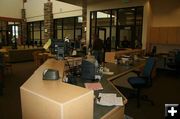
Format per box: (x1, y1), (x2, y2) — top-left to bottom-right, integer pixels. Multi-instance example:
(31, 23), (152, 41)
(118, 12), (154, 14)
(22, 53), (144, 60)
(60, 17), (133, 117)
(0, 16), (22, 22)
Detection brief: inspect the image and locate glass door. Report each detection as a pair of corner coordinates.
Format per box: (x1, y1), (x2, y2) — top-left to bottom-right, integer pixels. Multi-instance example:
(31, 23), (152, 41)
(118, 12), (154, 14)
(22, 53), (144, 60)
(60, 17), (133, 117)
(117, 26), (135, 49)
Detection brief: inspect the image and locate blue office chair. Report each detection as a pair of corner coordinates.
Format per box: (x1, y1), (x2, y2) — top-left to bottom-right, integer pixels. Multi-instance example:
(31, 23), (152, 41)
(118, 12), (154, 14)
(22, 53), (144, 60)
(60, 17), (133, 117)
(175, 52), (180, 74)
(167, 51), (180, 75)
(128, 57), (155, 107)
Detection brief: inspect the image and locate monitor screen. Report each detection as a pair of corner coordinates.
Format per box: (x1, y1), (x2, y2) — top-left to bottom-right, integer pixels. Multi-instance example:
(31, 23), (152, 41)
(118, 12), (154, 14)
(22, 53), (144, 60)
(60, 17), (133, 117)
(81, 59), (96, 80)
(51, 39), (65, 60)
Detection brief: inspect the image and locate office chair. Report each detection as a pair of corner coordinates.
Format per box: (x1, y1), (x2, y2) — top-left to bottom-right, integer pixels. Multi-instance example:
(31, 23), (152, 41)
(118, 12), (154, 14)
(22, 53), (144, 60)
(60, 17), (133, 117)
(128, 57), (155, 107)
(175, 52), (180, 74)
(167, 51), (180, 75)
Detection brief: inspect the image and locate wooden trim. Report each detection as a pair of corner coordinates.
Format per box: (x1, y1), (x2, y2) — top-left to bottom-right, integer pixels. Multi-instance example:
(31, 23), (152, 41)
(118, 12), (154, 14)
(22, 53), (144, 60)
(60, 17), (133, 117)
(101, 106), (124, 119)
(0, 16), (22, 22)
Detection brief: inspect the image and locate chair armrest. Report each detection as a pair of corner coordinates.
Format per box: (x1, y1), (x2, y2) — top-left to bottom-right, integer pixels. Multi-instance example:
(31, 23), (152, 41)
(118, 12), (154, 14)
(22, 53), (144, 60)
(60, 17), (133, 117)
(139, 76), (148, 79)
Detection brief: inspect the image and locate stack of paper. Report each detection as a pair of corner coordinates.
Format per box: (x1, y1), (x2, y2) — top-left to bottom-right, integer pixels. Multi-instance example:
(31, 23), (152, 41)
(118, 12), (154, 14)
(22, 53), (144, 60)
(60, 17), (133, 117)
(96, 93), (123, 106)
(101, 67), (114, 75)
(84, 82), (103, 90)
(102, 71), (114, 75)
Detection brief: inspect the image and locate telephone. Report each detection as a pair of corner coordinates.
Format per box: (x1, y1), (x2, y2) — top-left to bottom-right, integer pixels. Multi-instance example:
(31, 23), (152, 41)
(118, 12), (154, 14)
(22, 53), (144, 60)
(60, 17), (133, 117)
(43, 69), (60, 80)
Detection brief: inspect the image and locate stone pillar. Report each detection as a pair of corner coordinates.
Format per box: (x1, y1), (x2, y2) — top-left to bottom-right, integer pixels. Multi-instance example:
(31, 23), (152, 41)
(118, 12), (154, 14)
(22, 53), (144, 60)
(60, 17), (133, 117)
(44, 1), (53, 41)
(1, 21), (8, 45)
(82, 0), (87, 44)
(21, 8), (27, 45)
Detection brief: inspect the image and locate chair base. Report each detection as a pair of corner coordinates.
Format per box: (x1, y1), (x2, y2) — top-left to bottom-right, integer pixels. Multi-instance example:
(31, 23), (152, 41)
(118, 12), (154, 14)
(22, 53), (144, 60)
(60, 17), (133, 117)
(0, 89), (3, 96)
(140, 95), (154, 106)
(128, 90), (154, 108)
(115, 85), (154, 108)
(0, 79), (4, 96)
(0, 85), (3, 96)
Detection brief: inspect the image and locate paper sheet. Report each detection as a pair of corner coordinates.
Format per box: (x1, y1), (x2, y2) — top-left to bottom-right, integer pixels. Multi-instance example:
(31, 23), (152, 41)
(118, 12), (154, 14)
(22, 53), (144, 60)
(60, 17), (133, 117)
(43, 39), (51, 50)
(96, 93), (123, 106)
(85, 82), (103, 90)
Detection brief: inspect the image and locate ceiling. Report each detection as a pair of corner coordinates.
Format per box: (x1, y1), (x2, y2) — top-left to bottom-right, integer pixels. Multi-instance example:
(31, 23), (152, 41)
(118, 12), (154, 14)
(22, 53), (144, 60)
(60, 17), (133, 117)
(56, 0), (103, 6)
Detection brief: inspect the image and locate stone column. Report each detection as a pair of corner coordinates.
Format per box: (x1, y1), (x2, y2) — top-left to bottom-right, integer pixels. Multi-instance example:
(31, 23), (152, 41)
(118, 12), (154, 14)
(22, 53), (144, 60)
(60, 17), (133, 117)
(82, 0), (87, 44)
(1, 21), (8, 45)
(21, 8), (27, 46)
(44, 0), (53, 41)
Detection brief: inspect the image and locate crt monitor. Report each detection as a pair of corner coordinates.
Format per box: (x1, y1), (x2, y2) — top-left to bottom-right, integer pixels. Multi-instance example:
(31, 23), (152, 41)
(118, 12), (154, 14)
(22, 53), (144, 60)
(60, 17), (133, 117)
(51, 39), (65, 60)
(81, 59), (96, 80)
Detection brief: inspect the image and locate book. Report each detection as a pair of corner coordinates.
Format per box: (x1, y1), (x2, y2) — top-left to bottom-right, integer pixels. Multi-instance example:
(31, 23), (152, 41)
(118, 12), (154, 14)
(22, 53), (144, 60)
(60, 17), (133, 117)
(84, 82), (103, 90)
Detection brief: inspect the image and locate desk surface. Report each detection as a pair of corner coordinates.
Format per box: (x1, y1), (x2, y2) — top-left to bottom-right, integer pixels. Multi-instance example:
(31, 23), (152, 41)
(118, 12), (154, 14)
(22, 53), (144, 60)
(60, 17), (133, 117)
(21, 58), (145, 119)
(105, 60), (145, 81)
(22, 58), (92, 103)
(0, 48), (8, 53)
(76, 76), (124, 119)
(75, 60), (145, 119)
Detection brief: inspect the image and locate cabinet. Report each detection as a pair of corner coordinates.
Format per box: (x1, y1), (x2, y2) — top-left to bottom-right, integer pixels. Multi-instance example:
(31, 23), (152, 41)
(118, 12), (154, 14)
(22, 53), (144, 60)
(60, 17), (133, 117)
(150, 27), (159, 44)
(150, 27), (180, 45)
(167, 27), (177, 44)
(105, 49), (144, 63)
(177, 27), (180, 44)
(159, 27), (168, 44)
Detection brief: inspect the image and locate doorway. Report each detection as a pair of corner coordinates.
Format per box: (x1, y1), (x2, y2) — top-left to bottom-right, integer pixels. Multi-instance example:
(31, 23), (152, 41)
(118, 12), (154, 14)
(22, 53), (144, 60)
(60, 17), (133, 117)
(117, 26), (135, 49)
(98, 27), (106, 42)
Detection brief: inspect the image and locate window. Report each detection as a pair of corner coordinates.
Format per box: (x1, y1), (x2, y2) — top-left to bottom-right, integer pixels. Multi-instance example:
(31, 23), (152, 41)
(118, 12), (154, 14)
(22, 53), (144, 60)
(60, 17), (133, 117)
(27, 21), (44, 46)
(63, 17), (74, 41)
(27, 17), (82, 47)
(53, 16), (82, 45)
(90, 6), (143, 50)
(12, 26), (18, 38)
(75, 16), (82, 41)
(54, 19), (63, 40)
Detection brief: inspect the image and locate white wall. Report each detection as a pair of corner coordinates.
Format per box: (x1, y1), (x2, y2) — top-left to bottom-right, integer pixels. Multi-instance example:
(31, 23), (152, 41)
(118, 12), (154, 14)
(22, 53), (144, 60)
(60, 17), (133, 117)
(86, 0), (149, 49)
(25, 0), (82, 22)
(151, 0), (180, 27)
(53, 0), (82, 19)
(0, 0), (23, 18)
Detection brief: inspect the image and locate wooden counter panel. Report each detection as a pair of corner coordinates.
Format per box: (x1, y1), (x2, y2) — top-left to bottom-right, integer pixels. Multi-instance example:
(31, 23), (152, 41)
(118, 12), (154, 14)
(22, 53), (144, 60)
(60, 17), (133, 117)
(21, 58), (94, 119)
(101, 107), (124, 119)
(105, 49), (144, 63)
(21, 89), (61, 119)
(64, 91), (94, 119)
(22, 59), (92, 103)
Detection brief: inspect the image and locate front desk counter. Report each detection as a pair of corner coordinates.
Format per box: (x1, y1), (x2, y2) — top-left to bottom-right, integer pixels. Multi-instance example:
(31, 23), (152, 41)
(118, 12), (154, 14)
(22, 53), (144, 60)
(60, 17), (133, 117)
(20, 58), (145, 119)
(76, 61), (145, 119)
(105, 48), (145, 63)
(20, 59), (94, 119)
(76, 73), (126, 119)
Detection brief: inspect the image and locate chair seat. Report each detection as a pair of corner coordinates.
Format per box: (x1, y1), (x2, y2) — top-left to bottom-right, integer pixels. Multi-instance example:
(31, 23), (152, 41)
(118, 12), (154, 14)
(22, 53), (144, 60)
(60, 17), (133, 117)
(128, 77), (146, 88)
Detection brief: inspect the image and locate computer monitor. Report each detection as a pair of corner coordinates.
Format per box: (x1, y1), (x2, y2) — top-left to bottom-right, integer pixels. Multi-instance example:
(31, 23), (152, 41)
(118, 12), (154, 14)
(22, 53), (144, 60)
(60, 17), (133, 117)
(51, 39), (65, 60)
(81, 59), (96, 80)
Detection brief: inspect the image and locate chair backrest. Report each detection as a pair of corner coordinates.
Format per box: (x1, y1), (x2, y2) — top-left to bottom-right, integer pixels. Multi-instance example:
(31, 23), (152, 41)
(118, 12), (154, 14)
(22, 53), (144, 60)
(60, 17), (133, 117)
(175, 51), (180, 64)
(0, 53), (4, 64)
(142, 57), (155, 84)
